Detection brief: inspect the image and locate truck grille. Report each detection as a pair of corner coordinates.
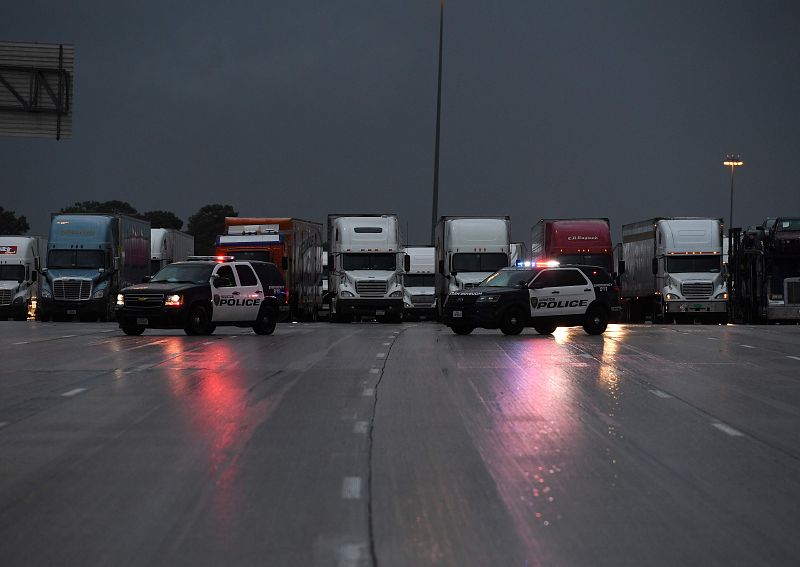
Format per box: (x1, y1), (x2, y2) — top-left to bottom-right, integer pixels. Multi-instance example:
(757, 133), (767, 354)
(124, 294), (165, 309)
(0, 289), (11, 306)
(681, 282), (713, 299)
(786, 280), (800, 305)
(53, 279), (92, 301)
(411, 294), (434, 306)
(356, 280), (388, 297)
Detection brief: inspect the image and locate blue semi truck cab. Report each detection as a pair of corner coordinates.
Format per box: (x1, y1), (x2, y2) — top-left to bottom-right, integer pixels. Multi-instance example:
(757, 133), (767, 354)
(38, 214), (151, 322)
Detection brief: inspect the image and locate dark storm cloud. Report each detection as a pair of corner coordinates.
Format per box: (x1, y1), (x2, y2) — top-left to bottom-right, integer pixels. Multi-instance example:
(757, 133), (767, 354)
(2, 1), (799, 243)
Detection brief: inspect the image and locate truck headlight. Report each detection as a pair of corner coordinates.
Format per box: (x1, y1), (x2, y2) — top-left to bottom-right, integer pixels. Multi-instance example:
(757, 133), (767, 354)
(714, 292), (729, 300)
(665, 293), (682, 300)
(389, 290), (403, 298)
(40, 287), (52, 299)
(164, 294), (183, 307)
(13, 296), (24, 304)
(116, 294), (125, 306)
(477, 295), (500, 303)
(340, 291), (355, 298)
(92, 287), (106, 299)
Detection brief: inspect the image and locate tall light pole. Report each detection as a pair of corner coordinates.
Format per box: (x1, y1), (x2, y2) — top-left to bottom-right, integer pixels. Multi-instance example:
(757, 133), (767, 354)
(430, 0), (445, 245)
(723, 154), (743, 233)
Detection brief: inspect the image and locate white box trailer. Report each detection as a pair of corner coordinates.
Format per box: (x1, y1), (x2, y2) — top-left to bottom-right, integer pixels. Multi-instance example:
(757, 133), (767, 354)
(0, 235), (47, 320)
(402, 246), (436, 319)
(619, 217), (727, 323)
(150, 229), (195, 274)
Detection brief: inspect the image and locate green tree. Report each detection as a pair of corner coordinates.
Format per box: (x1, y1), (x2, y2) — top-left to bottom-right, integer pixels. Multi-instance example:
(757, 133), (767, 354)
(0, 206), (30, 234)
(60, 200), (139, 215)
(187, 204), (238, 255)
(141, 210), (183, 230)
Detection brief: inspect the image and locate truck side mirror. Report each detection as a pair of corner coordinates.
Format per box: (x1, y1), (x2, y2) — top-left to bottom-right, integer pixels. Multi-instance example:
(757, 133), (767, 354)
(438, 260), (444, 275)
(404, 254), (410, 273)
(282, 256), (289, 270)
(113, 257), (120, 270)
(652, 257), (658, 275)
(618, 260), (626, 275)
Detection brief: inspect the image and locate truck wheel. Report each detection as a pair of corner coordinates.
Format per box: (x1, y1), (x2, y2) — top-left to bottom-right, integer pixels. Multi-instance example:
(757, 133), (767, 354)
(120, 322), (145, 336)
(583, 305), (609, 335)
(533, 323), (557, 335)
(184, 304), (212, 336)
(500, 307), (525, 336)
(253, 307), (277, 335)
(451, 324), (474, 335)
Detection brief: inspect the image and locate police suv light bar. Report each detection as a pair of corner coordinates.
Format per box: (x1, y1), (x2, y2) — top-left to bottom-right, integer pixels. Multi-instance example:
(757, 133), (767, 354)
(186, 255), (235, 262)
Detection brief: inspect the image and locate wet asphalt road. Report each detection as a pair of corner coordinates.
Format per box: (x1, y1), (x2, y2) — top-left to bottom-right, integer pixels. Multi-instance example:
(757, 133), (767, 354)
(1, 320), (800, 566)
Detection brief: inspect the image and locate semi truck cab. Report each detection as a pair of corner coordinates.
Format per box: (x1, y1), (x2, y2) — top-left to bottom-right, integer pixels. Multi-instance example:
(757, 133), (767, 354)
(0, 236), (46, 321)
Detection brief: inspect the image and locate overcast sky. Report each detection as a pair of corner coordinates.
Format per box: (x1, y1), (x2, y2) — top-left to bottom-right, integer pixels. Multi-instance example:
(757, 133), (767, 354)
(2, 1), (799, 244)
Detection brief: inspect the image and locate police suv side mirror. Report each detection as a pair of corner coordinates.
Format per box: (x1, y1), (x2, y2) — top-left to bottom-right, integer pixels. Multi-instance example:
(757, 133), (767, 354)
(404, 254), (410, 273)
(141, 276), (152, 283)
(651, 257), (658, 275)
(529, 281), (546, 290)
(618, 260), (626, 275)
(438, 260), (444, 275)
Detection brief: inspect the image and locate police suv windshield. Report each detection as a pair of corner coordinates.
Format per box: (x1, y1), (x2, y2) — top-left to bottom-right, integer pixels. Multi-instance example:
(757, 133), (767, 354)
(151, 263), (214, 284)
(342, 254), (396, 270)
(481, 269), (535, 287)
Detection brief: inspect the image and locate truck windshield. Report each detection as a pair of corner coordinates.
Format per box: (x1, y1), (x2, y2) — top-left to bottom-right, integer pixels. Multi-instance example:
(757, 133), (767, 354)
(231, 251), (273, 262)
(557, 254), (612, 272)
(0, 265), (25, 282)
(452, 253), (508, 273)
(666, 256), (721, 273)
(342, 254), (396, 270)
(48, 250), (105, 269)
(151, 264), (214, 284)
(776, 219), (800, 232)
(404, 274), (435, 287)
(481, 269), (535, 287)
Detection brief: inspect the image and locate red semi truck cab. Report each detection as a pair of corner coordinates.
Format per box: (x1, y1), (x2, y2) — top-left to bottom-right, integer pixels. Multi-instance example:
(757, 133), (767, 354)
(530, 219), (613, 273)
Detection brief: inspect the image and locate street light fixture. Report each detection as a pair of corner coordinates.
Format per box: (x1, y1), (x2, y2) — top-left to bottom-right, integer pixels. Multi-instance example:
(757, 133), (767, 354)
(723, 154), (743, 233)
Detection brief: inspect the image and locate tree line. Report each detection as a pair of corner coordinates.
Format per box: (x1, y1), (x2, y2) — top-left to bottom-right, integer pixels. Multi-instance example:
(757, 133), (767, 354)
(0, 202), (238, 255)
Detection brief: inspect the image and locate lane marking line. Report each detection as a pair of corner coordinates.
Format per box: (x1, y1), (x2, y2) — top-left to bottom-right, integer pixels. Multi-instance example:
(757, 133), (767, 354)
(341, 476), (362, 500)
(0, 421), (8, 429)
(712, 422), (744, 437)
(740, 344), (756, 349)
(336, 543), (366, 567)
(60, 335), (77, 339)
(369, 369), (380, 374)
(13, 341), (29, 345)
(376, 353), (386, 358)
(353, 421), (369, 434)
(61, 388), (87, 398)
(362, 388), (375, 397)
(382, 342), (391, 346)
(649, 389), (672, 399)
(787, 356), (800, 362)
(707, 337), (719, 341)
(100, 329), (116, 333)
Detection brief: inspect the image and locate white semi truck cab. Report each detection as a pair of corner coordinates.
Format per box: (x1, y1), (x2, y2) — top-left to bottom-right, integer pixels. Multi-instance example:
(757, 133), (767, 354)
(402, 246), (436, 319)
(0, 236), (47, 321)
(327, 214), (403, 322)
(620, 217), (727, 322)
(435, 216), (511, 317)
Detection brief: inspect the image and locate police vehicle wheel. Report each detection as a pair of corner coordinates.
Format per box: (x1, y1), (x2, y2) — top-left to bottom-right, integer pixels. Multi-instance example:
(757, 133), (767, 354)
(533, 323), (557, 335)
(253, 308), (277, 335)
(185, 305), (212, 336)
(500, 307), (525, 336)
(583, 305), (609, 335)
(121, 323), (145, 336)
(451, 324), (474, 335)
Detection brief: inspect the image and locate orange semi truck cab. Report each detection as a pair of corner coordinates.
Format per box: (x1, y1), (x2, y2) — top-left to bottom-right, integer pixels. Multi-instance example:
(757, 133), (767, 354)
(216, 217), (323, 320)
